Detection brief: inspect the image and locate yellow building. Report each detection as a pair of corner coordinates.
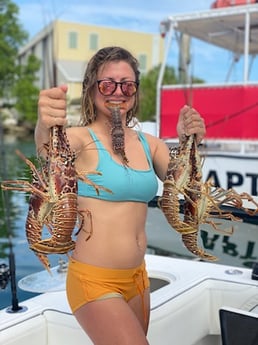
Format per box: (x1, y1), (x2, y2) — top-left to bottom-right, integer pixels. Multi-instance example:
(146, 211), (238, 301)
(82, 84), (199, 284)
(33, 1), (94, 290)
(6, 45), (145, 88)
(18, 20), (164, 102)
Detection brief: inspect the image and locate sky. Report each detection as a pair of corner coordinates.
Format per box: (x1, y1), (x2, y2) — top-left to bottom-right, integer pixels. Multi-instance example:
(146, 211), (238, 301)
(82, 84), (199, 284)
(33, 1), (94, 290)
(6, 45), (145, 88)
(14, 0), (258, 83)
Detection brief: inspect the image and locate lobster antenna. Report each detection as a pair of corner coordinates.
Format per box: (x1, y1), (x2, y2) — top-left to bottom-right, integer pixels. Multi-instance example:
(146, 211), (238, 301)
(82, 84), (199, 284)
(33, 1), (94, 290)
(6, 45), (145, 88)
(0, 114), (24, 313)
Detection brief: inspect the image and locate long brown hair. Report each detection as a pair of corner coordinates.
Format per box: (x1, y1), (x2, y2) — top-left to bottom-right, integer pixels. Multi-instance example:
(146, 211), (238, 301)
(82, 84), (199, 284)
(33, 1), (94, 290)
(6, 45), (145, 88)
(80, 46), (140, 126)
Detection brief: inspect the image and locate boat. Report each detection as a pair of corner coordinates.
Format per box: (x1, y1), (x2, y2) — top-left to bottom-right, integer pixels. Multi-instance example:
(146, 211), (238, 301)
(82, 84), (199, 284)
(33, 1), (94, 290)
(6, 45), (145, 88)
(1, 254), (258, 345)
(144, 2), (258, 266)
(157, 3), (258, 197)
(211, 0), (257, 8)
(1, 3), (258, 345)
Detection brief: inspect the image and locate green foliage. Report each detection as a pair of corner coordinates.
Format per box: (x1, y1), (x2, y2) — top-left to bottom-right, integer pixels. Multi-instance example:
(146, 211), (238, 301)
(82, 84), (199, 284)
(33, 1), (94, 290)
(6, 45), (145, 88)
(0, 0), (28, 98)
(0, 0), (40, 125)
(138, 65), (178, 122)
(138, 64), (204, 122)
(13, 55), (40, 124)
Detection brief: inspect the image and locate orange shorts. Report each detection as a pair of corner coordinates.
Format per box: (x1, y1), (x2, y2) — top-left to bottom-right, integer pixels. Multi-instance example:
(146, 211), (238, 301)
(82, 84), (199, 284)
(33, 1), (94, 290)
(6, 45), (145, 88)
(66, 257), (150, 313)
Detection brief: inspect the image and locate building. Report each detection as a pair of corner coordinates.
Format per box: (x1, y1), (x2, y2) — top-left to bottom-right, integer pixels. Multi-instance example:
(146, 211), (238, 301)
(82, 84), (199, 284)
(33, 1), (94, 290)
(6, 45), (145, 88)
(18, 20), (164, 103)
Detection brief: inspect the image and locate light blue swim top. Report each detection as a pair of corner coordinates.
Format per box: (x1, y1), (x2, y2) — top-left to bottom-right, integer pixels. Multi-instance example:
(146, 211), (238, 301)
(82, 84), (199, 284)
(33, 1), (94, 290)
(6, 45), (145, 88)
(77, 128), (158, 203)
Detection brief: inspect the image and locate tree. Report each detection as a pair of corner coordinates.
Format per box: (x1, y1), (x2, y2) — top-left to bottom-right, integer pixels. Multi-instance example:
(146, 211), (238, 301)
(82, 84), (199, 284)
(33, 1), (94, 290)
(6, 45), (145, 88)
(13, 55), (41, 125)
(138, 64), (204, 122)
(0, 0), (27, 99)
(138, 65), (178, 122)
(0, 0), (40, 125)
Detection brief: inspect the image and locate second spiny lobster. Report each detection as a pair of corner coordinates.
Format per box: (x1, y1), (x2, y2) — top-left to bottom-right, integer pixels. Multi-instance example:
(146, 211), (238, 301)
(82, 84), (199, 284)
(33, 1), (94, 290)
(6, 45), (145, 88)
(159, 134), (258, 261)
(106, 102), (129, 165)
(1, 125), (111, 272)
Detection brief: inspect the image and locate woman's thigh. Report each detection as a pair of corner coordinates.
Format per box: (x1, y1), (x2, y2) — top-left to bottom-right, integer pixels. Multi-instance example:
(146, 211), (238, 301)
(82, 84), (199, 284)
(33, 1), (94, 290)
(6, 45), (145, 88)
(74, 297), (150, 345)
(128, 288), (150, 333)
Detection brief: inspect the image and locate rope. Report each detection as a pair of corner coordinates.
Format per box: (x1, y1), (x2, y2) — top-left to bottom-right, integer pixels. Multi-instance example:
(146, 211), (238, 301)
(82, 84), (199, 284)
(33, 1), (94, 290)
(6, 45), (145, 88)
(206, 101), (258, 129)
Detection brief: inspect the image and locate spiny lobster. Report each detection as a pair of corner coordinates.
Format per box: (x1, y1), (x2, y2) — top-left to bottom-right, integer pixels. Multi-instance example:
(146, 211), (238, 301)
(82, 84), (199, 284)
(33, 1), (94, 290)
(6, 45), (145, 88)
(1, 125), (111, 272)
(106, 102), (129, 165)
(159, 134), (258, 261)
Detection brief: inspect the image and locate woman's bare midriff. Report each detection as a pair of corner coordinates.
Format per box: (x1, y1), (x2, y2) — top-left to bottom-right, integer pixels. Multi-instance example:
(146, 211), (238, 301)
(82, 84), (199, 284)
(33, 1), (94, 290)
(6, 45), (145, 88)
(72, 197), (148, 269)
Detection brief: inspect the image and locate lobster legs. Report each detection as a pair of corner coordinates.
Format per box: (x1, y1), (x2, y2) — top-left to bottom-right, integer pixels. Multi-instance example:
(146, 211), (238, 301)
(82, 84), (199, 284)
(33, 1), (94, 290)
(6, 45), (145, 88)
(159, 134), (258, 261)
(1, 126), (111, 272)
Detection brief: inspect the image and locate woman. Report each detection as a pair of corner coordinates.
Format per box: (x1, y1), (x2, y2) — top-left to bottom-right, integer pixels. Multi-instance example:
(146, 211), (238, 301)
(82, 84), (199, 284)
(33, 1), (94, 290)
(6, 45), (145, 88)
(35, 46), (206, 345)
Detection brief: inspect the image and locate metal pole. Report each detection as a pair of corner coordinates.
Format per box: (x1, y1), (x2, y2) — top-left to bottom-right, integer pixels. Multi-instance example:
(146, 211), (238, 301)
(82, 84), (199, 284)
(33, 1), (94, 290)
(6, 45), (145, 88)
(156, 20), (174, 138)
(243, 9), (250, 84)
(0, 114), (24, 313)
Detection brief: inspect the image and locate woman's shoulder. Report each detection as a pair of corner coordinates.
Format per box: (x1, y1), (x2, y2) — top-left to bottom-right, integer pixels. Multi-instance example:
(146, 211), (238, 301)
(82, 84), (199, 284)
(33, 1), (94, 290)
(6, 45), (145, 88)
(139, 131), (167, 147)
(66, 125), (90, 138)
(66, 126), (92, 151)
(136, 131), (169, 159)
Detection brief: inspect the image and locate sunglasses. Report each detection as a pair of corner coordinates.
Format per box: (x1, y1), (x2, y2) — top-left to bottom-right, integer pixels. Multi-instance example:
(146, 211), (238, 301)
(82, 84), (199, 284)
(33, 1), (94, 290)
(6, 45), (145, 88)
(97, 80), (139, 97)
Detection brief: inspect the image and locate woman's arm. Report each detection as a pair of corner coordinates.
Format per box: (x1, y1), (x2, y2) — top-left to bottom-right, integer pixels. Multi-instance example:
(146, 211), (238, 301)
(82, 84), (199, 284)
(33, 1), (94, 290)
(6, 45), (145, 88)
(35, 85), (68, 155)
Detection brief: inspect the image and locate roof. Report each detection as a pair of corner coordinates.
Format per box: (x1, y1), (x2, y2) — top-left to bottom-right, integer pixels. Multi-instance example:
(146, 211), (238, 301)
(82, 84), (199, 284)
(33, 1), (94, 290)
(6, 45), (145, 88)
(162, 4), (258, 55)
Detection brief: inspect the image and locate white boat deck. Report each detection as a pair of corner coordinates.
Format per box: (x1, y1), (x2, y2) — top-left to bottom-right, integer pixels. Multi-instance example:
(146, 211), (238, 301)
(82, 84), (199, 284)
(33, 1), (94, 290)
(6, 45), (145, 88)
(1, 255), (258, 345)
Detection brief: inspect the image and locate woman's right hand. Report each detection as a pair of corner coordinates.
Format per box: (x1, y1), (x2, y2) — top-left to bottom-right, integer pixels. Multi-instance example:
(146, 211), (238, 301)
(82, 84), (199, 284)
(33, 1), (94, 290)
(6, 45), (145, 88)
(37, 84), (68, 129)
(35, 85), (68, 153)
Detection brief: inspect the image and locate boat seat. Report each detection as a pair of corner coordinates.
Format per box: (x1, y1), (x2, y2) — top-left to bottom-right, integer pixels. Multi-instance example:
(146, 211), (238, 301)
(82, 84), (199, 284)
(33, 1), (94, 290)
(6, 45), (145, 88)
(219, 306), (258, 345)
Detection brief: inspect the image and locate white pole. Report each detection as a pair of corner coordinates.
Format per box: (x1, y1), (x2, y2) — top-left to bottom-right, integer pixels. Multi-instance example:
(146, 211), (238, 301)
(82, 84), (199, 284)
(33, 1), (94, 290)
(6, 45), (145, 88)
(156, 20), (174, 137)
(243, 10), (250, 84)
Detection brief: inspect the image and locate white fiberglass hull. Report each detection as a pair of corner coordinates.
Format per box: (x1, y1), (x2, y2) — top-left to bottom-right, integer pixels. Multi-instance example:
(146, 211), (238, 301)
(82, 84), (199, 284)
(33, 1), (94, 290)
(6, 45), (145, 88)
(1, 255), (258, 345)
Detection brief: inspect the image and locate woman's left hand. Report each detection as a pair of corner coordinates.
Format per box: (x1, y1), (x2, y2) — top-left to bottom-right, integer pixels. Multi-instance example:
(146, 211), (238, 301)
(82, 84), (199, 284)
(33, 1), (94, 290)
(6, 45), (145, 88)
(176, 105), (206, 145)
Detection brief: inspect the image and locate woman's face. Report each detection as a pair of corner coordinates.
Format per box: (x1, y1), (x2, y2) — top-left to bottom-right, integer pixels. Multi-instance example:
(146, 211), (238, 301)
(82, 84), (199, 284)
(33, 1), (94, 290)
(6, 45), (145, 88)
(93, 60), (137, 121)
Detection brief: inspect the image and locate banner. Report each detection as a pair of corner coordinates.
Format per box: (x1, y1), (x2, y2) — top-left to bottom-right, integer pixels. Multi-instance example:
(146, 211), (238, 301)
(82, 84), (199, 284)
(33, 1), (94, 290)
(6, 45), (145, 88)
(159, 85), (258, 139)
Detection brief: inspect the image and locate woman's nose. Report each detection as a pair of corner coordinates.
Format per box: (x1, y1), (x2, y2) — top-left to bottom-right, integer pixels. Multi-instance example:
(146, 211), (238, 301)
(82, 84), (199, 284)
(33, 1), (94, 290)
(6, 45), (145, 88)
(113, 83), (123, 95)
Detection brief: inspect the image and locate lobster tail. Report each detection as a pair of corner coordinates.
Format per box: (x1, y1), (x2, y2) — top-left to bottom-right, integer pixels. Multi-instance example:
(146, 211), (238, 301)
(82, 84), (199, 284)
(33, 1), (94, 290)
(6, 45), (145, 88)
(106, 103), (129, 165)
(182, 232), (217, 261)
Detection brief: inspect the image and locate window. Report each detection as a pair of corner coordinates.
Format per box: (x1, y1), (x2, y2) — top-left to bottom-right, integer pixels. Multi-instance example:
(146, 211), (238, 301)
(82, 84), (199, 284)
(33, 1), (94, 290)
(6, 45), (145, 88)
(138, 54), (147, 73)
(89, 33), (98, 51)
(68, 32), (78, 49)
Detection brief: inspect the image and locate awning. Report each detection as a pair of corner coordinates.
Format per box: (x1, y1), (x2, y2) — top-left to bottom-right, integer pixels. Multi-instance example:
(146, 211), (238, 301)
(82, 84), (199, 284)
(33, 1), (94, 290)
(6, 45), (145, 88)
(161, 4), (258, 55)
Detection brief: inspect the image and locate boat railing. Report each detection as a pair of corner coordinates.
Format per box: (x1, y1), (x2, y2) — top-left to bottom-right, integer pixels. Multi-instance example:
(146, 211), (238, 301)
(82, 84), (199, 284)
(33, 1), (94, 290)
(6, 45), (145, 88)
(164, 139), (258, 156)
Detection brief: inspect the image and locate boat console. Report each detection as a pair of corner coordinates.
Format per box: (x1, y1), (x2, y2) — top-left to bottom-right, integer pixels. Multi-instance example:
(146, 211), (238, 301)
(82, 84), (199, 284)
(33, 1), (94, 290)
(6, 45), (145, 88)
(219, 307), (258, 345)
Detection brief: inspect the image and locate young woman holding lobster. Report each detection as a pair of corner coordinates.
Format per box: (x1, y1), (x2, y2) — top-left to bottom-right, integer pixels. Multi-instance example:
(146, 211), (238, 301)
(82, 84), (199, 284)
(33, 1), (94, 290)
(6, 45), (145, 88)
(35, 46), (205, 345)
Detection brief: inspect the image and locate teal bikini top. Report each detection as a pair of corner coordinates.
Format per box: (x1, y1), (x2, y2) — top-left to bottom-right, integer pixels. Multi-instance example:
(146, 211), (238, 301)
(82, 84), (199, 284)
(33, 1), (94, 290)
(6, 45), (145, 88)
(77, 128), (158, 203)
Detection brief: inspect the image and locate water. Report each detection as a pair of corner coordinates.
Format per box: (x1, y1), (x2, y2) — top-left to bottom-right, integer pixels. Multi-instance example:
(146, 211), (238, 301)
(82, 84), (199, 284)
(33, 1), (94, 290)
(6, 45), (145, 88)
(0, 136), (64, 308)
(0, 135), (258, 310)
